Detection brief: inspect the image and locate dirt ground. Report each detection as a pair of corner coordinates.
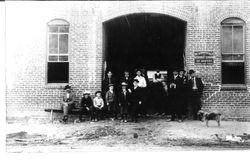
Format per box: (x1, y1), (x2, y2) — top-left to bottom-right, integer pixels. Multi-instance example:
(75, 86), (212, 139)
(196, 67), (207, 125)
(6, 117), (250, 152)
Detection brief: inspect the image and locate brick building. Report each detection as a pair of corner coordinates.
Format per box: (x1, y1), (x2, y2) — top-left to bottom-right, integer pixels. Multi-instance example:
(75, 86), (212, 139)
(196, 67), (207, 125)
(5, 1), (250, 120)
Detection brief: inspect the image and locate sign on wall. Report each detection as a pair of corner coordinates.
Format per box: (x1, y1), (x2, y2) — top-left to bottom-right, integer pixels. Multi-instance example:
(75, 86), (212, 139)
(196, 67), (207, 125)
(194, 51), (214, 65)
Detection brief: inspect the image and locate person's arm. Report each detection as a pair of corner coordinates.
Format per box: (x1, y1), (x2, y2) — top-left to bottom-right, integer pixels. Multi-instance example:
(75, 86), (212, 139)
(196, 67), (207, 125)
(142, 77), (147, 87)
(105, 92), (109, 105)
(80, 98), (83, 108)
(100, 98), (104, 108)
(93, 98), (97, 108)
(60, 95), (65, 105)
(67, 94), (75, 105)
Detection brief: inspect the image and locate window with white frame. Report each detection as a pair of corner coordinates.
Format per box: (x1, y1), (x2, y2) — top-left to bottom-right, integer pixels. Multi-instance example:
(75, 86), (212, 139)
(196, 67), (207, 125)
(221, 18), (245, 84)
(47, 19), (69, 83)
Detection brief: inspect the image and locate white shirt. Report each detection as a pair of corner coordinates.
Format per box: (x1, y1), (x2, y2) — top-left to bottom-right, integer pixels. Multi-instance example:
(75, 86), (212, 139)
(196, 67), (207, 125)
(192, 77), (198, 89)
(134, 76), (147, 88)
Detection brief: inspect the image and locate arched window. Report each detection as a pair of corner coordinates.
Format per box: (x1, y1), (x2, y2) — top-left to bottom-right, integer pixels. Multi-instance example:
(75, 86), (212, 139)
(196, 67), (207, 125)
(221, 17), (245, 84)
(47, 19), (69, 83)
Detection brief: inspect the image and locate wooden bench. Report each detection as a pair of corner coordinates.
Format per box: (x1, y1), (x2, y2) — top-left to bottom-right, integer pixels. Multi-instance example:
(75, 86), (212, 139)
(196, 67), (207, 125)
(45, 107), (81, 122)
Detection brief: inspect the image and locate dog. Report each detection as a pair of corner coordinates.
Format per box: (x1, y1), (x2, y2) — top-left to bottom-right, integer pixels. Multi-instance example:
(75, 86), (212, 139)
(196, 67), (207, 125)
(197, 110), (221, 127)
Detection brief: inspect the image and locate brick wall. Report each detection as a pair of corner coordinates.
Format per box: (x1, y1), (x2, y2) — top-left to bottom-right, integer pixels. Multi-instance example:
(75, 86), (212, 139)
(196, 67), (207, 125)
(5, 0), (250, 120)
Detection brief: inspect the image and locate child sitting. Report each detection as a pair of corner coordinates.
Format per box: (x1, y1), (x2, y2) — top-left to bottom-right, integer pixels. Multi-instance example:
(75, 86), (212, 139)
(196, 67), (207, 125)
(79, 91), (93, 122)
(93, 91), (104, 121)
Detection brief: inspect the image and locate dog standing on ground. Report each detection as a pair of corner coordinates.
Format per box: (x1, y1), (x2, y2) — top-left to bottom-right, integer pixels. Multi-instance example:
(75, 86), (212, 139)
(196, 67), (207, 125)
(197, 110), (221, 127)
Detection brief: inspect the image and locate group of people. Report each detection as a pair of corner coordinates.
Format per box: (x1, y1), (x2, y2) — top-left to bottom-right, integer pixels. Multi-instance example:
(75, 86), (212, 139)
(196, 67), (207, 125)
(60, 68), (204, 123)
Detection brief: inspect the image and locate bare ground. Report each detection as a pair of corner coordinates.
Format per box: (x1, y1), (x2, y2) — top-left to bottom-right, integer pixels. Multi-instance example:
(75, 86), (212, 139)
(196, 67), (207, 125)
(6, 117), (250, 152)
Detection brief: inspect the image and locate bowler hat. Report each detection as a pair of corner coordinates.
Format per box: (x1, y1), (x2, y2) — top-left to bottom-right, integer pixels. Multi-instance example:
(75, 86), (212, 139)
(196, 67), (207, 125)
(121, 82), (128, 86)
(135, 68), (142, 73)
(64, 85), (71, 90)
(108, 83), (114, 87)
(95, 91), (102, 95)
(83, 90), (90, 95)
(189, 69), (195, 74)
(133, 79), (139, 83)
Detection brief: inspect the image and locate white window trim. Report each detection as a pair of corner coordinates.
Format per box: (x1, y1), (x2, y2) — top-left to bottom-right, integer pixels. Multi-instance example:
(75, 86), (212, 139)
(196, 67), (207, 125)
(221, 18), (246, 86)
(47, 26), (69, 62)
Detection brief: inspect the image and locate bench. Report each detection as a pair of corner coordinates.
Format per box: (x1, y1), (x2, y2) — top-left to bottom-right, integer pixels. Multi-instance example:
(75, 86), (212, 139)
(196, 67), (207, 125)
(45, 107), (81, 122)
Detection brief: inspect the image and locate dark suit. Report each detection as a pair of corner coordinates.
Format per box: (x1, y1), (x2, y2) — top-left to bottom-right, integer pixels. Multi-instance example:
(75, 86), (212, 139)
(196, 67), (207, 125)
(120, 76), (133, 89)
(129, 86), (142, 122)
(102, 77), (117, 93)
(61, 92), (75, 121)
(118, 89), (130, 120)
(80, 97), (93, 121)
(168, 75), (181, 120)
(177, 76), (188, 119)
(187, 76), (204, 120)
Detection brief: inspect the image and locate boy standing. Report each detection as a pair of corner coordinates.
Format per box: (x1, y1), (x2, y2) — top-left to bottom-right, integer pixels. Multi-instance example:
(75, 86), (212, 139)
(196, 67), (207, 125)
(118, 82), (130, 122)
(105, 84), (117, 120)
(93, 91), (104, 121)
(130, 79), (142, 123)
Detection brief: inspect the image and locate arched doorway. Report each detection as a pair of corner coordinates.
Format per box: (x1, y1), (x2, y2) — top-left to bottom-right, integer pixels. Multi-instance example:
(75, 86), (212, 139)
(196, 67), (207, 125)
(103, 13), (187, 80)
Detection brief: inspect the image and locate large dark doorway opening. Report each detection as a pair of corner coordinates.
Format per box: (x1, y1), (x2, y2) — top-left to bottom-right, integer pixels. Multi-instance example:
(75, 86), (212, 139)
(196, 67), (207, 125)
(103, 13), (187, 80)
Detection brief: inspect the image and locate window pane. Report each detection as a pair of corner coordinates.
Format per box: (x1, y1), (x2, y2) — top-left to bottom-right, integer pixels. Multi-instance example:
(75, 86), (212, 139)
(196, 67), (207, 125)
(48, 62), (69, 83)
(232, 54), (243, 60)
(49, 34), (58, 54)
(59, 34), (68, 54)
(49, 26), (58, 32)
(233, 26), (243, 53)
(222, 54), (232, 60)
(59, 56), (68, 61)
(59, 26), (69, 33)
(48, 55), (58, 61)
(222, 26), (232, 54)
(222, 62), (244, 84)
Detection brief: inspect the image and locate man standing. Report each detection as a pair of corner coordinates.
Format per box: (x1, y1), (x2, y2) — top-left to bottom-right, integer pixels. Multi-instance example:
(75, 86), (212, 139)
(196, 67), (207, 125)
(168, 69), (180, 121)
(187, 70), (204, 120)
(134, 69), (147, 116)
(102, 70), (117, 93)
(129, 79), (142, 123)
(120, 70), (133, 90)
(60, 85), (75, 123)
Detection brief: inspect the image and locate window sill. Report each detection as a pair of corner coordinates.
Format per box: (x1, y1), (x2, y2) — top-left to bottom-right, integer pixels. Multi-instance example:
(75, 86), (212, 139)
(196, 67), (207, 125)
(45, 83), (69, 89)
(220, 84), (247, 91)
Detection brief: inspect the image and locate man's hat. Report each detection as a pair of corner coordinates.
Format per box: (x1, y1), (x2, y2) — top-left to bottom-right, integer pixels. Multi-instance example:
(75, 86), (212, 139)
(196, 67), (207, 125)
(133, 79), (139, 83)
(64, 85), (71, 90)
(189, 69), (195, 74)
(83, 90), (90, 95)
(173, 67), (179, 72)
(95, 91), (102, 95)
(121, 82), (128, 86)
(135, 68), (142, 73)
(108, 83), (114, 87)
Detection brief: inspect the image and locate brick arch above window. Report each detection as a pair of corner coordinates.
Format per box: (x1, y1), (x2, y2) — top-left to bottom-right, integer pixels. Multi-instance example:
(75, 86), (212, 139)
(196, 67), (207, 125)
(216, 12), (248, 25)
(47, 18), (70, 26)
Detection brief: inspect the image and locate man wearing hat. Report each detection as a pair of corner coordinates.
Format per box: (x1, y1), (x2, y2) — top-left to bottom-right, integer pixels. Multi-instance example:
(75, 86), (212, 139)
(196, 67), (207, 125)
(118, 82), (131, 122)
(168, 69), (181, 121)
(129, 79), (142, 123)
(79, 91), (93, 122)
(105, 83), (117, 120)
(60, 85), (75, 123)
(176, 69), (188, 122)
(120, 70), (133, 90)
(187, 69), (204, 120)
(102, 70), (117, 94)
